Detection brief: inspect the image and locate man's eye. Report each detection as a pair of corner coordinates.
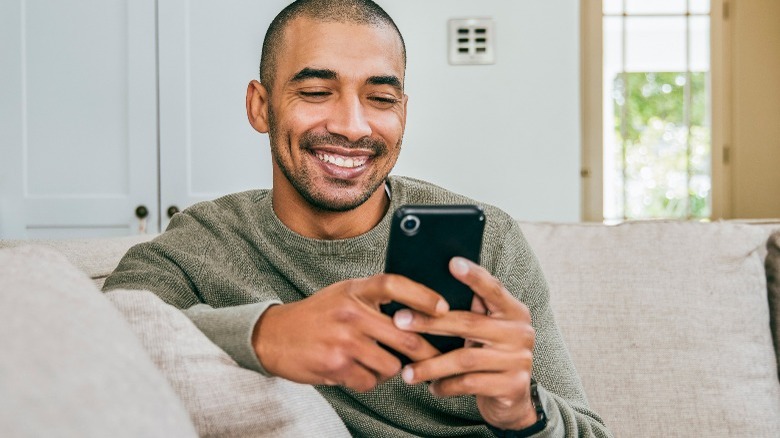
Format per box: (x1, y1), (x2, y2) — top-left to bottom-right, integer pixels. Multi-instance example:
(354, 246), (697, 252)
(299, 91), (331, 100)
(369, 96), (400, 108)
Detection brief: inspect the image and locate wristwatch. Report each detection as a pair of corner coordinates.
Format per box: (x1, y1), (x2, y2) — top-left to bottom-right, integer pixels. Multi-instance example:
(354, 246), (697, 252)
(486, 379), (548, 438)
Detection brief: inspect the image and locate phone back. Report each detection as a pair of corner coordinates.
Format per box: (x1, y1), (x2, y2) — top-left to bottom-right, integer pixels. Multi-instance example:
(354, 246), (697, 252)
(385, 205), (485, 309)
(382, 205), (485, 363)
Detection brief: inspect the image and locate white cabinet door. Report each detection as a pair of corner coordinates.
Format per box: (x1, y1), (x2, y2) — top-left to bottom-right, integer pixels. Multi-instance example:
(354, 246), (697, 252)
(0, 0), (158, 238)
(157, 0), (289, 230)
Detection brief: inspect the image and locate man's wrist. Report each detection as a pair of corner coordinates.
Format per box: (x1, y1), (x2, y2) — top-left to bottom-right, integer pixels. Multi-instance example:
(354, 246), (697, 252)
(486, 379), (547, 437)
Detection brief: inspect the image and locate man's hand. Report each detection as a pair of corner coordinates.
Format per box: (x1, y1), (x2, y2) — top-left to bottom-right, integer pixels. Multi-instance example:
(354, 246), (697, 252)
(252, 274), (448, 392)
(394, 257), (538, 431)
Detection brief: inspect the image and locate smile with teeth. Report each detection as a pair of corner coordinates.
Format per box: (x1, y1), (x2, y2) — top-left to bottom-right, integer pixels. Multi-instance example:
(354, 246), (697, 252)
(315, 152), (368, 169)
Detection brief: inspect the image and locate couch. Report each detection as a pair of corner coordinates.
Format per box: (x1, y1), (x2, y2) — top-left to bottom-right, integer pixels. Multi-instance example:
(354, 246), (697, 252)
(1, 220), (779, 437)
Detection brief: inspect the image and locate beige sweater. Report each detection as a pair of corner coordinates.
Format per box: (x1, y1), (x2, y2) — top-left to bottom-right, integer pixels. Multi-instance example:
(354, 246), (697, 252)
(103, 176), (612, 438)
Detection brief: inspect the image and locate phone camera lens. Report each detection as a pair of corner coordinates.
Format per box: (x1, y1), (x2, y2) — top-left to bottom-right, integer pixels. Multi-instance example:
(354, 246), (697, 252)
(400, 215), (420, 236)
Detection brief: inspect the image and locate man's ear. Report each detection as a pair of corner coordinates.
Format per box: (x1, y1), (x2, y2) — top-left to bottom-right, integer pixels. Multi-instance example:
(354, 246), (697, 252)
(402, 94), (409, 126)
(246, 80), (270, 134)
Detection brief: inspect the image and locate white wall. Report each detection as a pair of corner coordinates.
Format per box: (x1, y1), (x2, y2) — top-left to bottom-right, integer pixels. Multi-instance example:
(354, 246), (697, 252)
(384, 0), (581, 221)
(0, 0), (582, 237)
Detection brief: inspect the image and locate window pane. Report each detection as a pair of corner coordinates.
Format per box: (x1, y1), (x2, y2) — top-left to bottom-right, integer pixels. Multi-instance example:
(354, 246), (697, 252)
(690, 72), (712, 218)
(603, 17), (625, 220)
(625, 0), (686, 14)
(603, 0), (623, 15)
(625, 17), (686, 72)
(601, 10), (712, 221)
(690, 0), (711, 14)
(620, 72), (688, 219)
(603, 17), (625, 77)
(690, 16), (710, 71)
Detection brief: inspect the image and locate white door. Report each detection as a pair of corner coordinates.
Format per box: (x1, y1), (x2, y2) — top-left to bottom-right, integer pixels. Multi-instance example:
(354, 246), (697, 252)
(157, 0), (289, 230)
(0, 0), (159, 238)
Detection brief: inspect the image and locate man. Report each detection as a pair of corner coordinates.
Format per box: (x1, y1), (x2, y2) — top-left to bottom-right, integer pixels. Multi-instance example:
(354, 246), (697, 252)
(104, 0), (612, 436)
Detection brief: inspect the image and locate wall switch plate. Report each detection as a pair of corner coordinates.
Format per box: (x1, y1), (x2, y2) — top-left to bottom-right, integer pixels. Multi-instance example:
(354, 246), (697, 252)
(448, 18), (496, 65)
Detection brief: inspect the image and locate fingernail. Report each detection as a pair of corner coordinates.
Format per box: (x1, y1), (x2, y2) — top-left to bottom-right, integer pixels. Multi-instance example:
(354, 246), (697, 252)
(429, 384), (439, 397)
(394, 309), (413, 328)
(451, 257), (469, 275)
(435, 299), (449, 314)
(401, 366), (414, 383)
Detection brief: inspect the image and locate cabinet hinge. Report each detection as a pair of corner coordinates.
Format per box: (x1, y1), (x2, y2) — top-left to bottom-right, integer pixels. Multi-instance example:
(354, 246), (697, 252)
(723, 145), (731, 164)
(723, 2), (730, 20)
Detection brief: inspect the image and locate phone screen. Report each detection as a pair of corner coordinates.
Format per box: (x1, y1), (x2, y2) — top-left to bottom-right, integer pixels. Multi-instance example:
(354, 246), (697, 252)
(381, 204), (486, 365)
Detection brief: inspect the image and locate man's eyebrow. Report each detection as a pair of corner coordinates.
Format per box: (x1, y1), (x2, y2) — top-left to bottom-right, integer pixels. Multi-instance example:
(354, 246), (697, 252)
(366, 75), (403, 92)
(290, 67), (338, 82)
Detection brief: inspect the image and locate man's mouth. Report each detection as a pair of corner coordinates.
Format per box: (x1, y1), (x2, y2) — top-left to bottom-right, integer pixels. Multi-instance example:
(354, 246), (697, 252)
(300, 131), (386, 173)
(314, 151), (369, 169)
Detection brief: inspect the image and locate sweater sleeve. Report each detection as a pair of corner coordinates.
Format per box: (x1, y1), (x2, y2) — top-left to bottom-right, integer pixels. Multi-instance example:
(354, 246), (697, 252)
(102, 209), (281, 375)
(492, 220), (613, 438)
(182, 302), (279, 374)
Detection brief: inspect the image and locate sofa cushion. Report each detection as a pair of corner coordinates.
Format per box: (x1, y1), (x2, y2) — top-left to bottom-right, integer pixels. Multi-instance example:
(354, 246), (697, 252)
(105, 289), (350, 438)
(0, 245), (197, 438)
(767, 231), (780, 379)
(0, 234), (155, 288)
(519, 221), (780, 438)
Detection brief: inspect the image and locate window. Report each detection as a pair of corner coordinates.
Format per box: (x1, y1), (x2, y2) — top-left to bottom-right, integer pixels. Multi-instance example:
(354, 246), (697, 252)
(582, 0), (726, 222)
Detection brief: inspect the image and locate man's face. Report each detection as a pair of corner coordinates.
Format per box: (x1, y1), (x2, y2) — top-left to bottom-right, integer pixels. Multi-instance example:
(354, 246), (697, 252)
(265, 18), (407, 212)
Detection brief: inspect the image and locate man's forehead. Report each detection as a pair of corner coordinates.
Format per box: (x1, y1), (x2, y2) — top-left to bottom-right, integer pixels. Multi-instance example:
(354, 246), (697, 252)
(284, 15), (402, 46)
(279, 17), (405, 79)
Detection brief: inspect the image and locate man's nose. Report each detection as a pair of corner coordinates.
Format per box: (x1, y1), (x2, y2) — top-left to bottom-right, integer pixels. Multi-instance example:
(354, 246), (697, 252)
(327, 95), (372, 142)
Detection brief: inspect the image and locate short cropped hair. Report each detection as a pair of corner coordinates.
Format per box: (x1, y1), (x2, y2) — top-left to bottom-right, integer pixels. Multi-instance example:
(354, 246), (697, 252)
(259, 0), (406, 92)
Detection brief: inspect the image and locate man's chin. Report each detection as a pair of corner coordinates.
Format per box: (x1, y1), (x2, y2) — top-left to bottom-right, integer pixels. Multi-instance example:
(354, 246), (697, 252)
(277, 159), (387, 212)
(302, 193), (373, 213)
(298, 180), (384, 213)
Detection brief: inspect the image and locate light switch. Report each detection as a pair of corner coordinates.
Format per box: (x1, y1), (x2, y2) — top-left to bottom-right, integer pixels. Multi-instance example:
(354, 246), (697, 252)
(448, 18), (496, 65)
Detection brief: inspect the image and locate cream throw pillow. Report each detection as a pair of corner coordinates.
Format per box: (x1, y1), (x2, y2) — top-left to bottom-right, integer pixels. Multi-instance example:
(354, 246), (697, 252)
(0, 246), (196, 437)
(105, 289), (350, 438)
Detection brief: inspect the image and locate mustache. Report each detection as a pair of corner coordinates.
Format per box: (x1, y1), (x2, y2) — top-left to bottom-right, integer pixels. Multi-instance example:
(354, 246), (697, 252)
(299, 131), (387, 155)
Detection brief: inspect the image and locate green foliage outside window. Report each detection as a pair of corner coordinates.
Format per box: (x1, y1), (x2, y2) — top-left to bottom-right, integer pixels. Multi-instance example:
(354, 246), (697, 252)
(612, 72), (711, 219)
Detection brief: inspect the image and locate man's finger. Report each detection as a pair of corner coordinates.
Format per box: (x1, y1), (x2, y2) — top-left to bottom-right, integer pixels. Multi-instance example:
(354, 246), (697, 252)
(360, 314), (441, 364)
(428, 370), (530, 399)
(394, 309), (535, 349)
(471, 294), (488, 314)
(349, 335), (404, 382)
(354, 274), (449, 317)
(327, 360), (382, 393)
(401, 347), (529, 385)
(449, 258), (527, 318)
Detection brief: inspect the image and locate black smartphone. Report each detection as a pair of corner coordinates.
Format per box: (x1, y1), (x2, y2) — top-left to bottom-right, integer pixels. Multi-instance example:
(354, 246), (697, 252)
(380, 204), (486, 366)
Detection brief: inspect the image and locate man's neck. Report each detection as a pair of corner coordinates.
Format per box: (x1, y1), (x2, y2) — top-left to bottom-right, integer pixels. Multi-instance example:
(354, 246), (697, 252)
(271, 178), (390, 240)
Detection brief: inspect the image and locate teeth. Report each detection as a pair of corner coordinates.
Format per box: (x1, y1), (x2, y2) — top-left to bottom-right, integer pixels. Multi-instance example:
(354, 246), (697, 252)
(315, 152), (367, 168)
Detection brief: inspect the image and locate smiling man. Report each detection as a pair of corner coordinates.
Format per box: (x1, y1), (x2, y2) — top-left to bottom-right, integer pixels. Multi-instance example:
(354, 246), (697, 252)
(252, 9), (407, 237)
(104, 1), (612, 437)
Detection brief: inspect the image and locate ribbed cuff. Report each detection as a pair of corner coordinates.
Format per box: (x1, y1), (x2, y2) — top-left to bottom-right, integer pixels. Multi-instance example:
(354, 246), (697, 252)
(183, 300), (281, 376)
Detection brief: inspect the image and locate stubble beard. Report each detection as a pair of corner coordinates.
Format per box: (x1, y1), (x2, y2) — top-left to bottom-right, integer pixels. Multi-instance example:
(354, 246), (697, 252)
(268, 105), (399, 212)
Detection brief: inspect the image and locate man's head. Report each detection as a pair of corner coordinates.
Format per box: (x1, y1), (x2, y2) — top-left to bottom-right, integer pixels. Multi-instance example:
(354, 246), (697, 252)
(259, 0), (406, 93)
(246, 0), (409, 214)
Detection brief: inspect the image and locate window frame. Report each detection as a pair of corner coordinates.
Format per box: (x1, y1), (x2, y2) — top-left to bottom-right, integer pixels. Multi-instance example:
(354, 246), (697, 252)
(580, 0), (733, 221)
